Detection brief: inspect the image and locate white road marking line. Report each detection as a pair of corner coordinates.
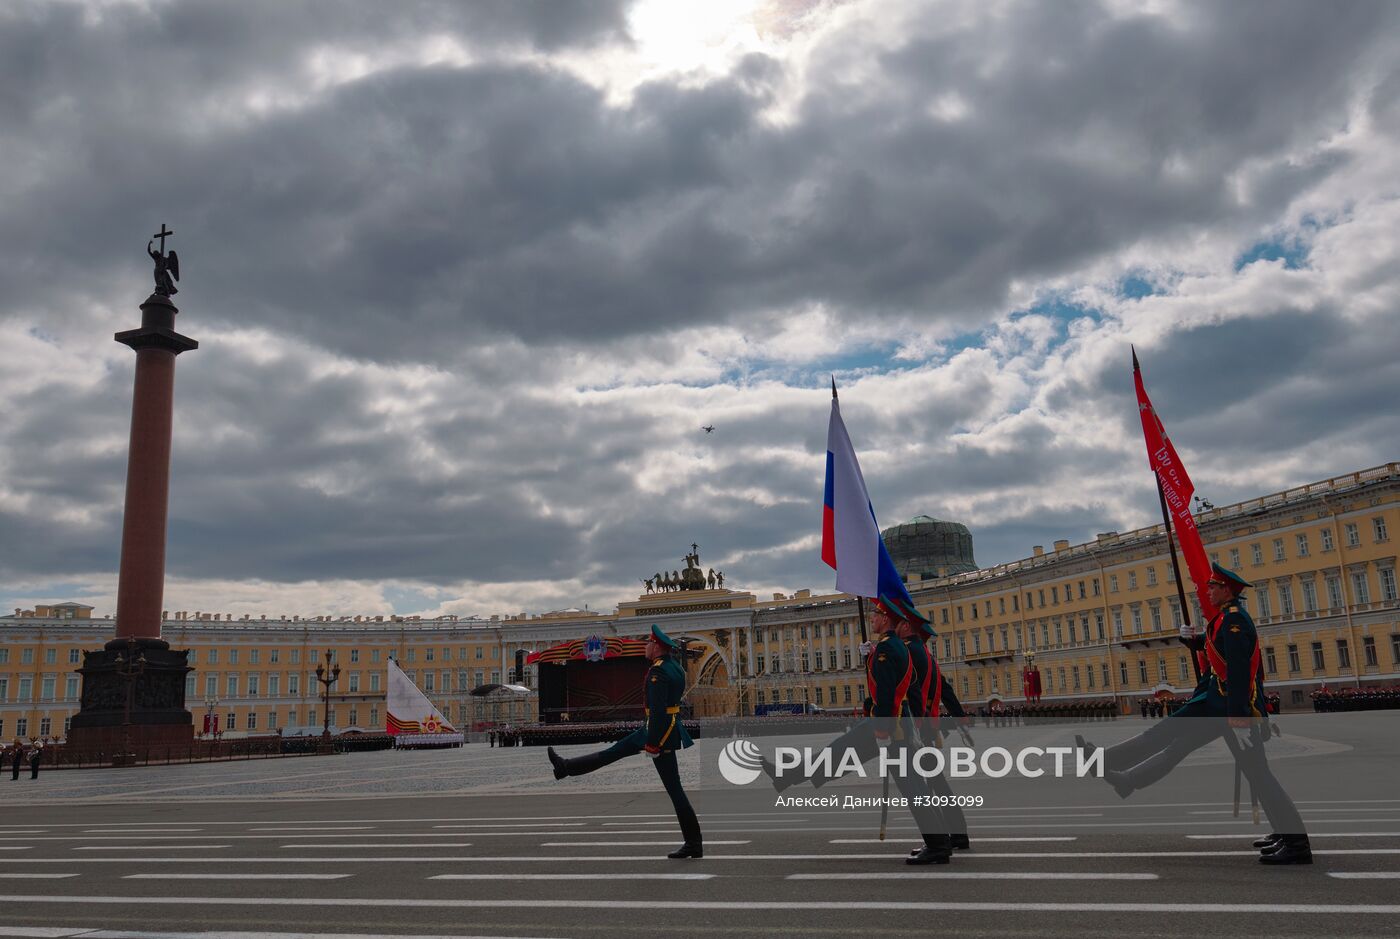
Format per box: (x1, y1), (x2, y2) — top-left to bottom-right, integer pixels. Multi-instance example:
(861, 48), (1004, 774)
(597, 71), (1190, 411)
(248, 826), (375, 831)
(537, 841), (750, 847)
(1191, 808), (1400, 815)
(0, 930), (567, 939)
(1321, 873), (1400, 884)
(83, 829), (203, 834)
(72, 850), (231, 856)
(0, 811), (1008, 830)
(788, 872), (1159, 880)
(941, 819), (1400, 830)
(1328, 872), (1400, 879)
(935, 814), (1104, 820)
(4, 894), (1400, 914)
(1190, 833), (1400, 839)
(0, 874), (78, 879)
(598, 818), (809, 826)
(429, 874), (716, 881)
(281, 843), (475, 849)
(0, 849), (31, 852)
(433, 823), (586, 829)
(0, 832), (593, 842)
(830, 837), (1077, 844)
(124, 874), (352, 881)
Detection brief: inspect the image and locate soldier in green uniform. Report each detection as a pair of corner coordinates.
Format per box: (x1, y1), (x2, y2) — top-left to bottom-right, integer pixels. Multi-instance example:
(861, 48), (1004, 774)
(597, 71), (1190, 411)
(1078, 564), (1310, 864)
(905, 617), (971, 851)
(547, 625), (703, 859)
(763, 604), (953, 865)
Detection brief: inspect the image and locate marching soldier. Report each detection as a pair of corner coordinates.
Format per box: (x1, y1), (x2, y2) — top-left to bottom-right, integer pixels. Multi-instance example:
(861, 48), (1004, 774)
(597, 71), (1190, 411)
(1079, 564), (1310, 864)
(905, 617), (971, 851)
(763, 604), (952, 865)
(547, 625), (703, 859)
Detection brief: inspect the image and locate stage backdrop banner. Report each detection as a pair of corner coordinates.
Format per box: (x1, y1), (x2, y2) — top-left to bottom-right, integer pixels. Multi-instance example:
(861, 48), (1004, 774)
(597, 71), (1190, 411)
(527, 636), (648, 665)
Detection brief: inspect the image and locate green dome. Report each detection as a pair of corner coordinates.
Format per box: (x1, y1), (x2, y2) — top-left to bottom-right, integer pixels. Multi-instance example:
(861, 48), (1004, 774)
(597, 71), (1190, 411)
(881, 515), (978, 581)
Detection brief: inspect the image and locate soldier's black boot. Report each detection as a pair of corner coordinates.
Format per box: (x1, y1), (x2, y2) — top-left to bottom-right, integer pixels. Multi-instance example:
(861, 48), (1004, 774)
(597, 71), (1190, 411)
(1252, 833), (1282, 849)
(548, 748), (611, 779)
(907, 835), (952, 866)
(1259, 835), (1312, 865)
(547, 747), (567, 780)
(1102, 768), (1135, 799)
(667, 842), (703, 859)
(911, 833), (968, 855)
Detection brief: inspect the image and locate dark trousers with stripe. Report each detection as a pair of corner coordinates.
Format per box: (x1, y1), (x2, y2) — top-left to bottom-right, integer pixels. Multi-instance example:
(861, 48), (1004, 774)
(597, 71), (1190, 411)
(1106, 706), (1305, 835)
(786, 718), (951, 847)
(560, 730), (702, 846)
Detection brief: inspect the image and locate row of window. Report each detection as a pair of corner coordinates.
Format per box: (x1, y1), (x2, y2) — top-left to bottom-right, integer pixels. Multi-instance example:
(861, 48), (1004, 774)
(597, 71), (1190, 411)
(938, 515), (1391, 626)
(0, 668), (510, 705)
(0, 642), (523, 668)
(0, 676), (80, 703)
(1223, 519), (1390, 570)
(755, 685), (857, 707)
(956, 633), (1400, 699)
(754, 649), (855, 674)
(0, 648), (83, 666)
(192, 644), (508, 665)
(941, 564), (1397, 661)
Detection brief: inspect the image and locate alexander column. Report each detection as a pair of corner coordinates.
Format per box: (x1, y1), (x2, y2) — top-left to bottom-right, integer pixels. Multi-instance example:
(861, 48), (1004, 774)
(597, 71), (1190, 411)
(67, 226), (198, 759)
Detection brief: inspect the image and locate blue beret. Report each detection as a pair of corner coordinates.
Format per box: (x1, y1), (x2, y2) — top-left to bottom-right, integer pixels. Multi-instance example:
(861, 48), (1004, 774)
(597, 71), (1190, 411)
(649, 624), (679, 649)
(1210, 562), (1251, 591)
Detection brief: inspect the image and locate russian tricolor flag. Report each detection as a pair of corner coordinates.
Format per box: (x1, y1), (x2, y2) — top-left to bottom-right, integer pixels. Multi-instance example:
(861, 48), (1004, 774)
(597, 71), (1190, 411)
(822, 384), (929, 626)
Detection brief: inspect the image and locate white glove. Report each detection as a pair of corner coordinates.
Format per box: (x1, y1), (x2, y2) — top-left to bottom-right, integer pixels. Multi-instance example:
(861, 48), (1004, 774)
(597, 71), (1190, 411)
(1227, 720), (1254, 752)
(1179, 623), (1195, 641)
(859, 641), (875, 658)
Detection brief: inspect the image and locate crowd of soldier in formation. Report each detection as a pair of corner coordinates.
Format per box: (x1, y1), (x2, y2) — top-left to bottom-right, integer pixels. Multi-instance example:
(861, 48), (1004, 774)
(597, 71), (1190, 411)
(1310, 686), (1400, 712)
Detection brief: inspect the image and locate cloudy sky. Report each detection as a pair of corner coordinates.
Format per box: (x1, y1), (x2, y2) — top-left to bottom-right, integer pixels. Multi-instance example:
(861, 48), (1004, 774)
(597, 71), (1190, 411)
(3, 0), (1398, 621)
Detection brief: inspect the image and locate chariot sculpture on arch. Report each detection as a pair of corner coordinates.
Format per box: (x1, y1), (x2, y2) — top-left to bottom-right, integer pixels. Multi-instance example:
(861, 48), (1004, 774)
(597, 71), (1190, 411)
(642, 544), (724, 593)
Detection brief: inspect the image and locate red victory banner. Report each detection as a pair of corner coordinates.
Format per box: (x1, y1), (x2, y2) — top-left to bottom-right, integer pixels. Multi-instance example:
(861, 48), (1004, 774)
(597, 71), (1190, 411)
(1132, 348), (1217, 627)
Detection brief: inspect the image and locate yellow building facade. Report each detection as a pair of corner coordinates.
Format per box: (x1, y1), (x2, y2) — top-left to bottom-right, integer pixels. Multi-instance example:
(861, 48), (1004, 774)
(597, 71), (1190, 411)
(2, 463), (1397, 741)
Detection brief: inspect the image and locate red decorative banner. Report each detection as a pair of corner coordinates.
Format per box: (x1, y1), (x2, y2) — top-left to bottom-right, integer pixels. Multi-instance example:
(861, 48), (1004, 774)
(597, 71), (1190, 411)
(1134, 356), (1217, 625)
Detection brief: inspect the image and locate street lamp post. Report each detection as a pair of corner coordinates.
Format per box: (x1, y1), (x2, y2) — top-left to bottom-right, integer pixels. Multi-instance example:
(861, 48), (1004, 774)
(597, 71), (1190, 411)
(112, 638), (148, 767)
(202, 695), (220, 750)
(314, 649), (340, 753)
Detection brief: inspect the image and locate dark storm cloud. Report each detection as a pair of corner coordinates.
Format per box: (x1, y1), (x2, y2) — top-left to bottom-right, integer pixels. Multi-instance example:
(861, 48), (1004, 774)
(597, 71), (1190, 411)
(4, 0), (1398, 362)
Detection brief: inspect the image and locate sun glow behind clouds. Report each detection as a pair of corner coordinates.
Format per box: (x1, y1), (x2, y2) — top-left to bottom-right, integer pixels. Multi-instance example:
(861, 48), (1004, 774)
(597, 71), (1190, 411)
(628, 0), (768, 76)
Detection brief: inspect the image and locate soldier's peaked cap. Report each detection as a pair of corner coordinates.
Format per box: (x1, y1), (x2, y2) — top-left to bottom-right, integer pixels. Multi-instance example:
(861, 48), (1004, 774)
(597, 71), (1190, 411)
(650, 624), (680, 650)
(1210, 562), (1251, 592)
